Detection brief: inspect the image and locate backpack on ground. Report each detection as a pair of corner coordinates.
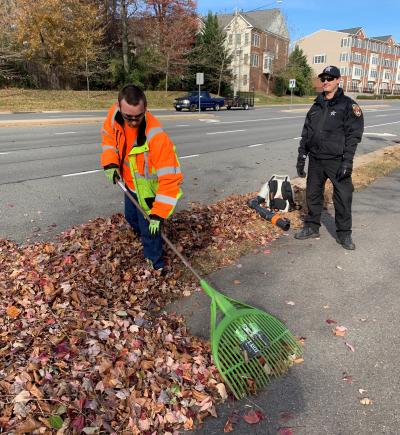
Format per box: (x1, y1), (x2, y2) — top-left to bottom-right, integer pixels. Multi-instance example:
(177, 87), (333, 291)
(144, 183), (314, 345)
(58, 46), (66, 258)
(257, 174), (299, 212)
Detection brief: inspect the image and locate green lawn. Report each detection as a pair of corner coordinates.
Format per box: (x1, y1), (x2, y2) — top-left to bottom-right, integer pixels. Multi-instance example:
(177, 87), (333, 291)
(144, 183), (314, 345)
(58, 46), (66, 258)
(0, 88), (315, 112)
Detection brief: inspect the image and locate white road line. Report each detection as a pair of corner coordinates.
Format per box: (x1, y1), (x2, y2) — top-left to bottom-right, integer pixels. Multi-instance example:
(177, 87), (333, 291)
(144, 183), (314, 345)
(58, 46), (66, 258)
(207, 129), (246, 135)
(0, 151), (10, 155)
(62, 169), (102, 177)
(375, 114), (388, 117)
(218, 115), (305, 125)
(55, 131), (77, 135)
(248, 143), (264, 148)
(176, 124), (190, 127)
(180, 154), (199, 159)
(364, 132), (396, 137)
(365, 121), (400, 128)
(293, 137), (302, 140)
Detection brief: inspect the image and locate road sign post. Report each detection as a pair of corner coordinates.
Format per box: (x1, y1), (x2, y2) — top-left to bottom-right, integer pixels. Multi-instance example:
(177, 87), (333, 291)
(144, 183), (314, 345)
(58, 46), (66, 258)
(196, 73), (204, 113)
(289, 79), (296, 107)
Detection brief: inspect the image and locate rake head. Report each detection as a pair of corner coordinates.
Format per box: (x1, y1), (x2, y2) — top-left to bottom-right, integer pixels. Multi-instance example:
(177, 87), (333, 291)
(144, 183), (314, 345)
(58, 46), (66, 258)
(211, 306), (302, 400)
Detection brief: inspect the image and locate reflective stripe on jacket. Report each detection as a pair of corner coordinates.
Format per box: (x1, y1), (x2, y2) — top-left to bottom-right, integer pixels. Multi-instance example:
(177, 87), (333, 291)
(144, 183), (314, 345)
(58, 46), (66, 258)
(100, 103), (183, 219)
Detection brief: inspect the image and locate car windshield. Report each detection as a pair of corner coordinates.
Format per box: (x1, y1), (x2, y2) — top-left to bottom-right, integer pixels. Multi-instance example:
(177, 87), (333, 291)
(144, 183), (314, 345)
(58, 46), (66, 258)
(187, 92), (199, 97)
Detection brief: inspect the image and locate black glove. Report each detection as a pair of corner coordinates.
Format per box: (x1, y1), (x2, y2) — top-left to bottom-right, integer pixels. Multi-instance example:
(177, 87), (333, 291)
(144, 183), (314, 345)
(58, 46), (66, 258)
(296, 155), (307, 178)
(336, 160), (353, 181)
(148, 214), (163, 238)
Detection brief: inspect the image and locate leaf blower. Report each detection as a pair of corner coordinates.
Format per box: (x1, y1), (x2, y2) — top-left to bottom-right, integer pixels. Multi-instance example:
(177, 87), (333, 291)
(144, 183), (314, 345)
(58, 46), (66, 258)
(248, 197), (290, 231)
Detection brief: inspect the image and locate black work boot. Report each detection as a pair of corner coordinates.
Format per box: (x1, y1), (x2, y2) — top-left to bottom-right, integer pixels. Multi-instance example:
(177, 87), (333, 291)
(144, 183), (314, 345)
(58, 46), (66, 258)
(294, 226), (320, 240)
(337, 234), (355, 250)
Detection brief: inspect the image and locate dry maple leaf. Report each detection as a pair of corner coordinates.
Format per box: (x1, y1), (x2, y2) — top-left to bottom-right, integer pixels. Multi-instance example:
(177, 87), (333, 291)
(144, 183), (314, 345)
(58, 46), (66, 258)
(242, 409), (265, 424)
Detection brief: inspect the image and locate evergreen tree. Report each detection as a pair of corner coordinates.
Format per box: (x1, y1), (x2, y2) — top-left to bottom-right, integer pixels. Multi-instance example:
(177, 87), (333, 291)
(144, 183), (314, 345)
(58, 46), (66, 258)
(285, 46), (314, 96)
(185, 12), (232, 95)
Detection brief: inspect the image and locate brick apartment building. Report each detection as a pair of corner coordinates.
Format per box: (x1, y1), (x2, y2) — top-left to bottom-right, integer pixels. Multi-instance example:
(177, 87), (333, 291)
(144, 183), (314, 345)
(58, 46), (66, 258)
(217, 9), (290, 94)
(296, 27), (400, 95)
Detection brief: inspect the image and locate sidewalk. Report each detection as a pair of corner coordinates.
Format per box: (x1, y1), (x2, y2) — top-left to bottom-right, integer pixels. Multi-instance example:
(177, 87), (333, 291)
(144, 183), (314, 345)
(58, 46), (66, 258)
(167, 170), (400, 434)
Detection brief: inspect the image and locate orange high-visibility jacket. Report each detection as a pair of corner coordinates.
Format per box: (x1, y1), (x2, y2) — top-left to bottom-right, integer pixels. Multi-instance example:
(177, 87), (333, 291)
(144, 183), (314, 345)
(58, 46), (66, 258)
(100, 103), (183, 219)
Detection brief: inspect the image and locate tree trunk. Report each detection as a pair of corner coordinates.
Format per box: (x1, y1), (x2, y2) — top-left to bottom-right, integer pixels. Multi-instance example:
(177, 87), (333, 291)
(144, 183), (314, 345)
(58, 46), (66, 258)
(85, 47), (90, 98)
(165, 55), (169, 94)
(121, 0), (129, 74)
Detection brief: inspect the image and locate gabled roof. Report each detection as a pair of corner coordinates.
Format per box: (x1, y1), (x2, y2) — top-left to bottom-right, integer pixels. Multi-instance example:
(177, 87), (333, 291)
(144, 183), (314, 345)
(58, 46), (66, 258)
(370, 35), (392, 42)
(337, 27), (362, 35)
(217, 9), (289, 39)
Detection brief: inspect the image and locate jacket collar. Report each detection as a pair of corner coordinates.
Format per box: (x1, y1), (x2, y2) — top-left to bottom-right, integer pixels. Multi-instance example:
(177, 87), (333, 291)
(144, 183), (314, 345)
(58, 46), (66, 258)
(315, 87), (344, 106)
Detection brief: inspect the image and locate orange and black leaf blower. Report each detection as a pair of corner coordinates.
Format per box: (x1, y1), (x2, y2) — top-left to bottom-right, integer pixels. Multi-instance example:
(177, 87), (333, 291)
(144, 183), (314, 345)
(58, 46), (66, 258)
(248, 197), (290, 231)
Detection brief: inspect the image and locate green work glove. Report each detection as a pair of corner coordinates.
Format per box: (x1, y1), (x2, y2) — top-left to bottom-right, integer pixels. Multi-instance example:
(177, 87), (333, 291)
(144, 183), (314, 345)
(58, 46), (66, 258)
(148, 215), (163, 238)
(104, 166), (120, 184)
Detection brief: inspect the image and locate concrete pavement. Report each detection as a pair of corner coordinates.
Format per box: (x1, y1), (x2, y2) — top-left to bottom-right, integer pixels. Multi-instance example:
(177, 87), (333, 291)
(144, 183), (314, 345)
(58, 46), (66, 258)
(167, 170), (400, 434)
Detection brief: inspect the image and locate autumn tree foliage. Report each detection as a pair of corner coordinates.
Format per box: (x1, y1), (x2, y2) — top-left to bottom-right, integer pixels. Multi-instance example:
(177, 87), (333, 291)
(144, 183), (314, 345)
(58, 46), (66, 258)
(138, 0), (198, 91)
(12, 0), (106, 89)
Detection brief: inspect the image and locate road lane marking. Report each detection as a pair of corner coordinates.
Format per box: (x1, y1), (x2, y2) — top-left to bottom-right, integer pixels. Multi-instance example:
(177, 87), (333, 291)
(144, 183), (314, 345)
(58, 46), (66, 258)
(218, 115), (305, 125)
(180, 154), (199, 159)
(0, 151), (10, 155)
(375, 114), (389, 117)
(364, 132), (396, 137)
(176, 124), (190, 127)
(248, 143), (264, 148)
(365, 121), (400, 128)
(207, 129), (246, 135)
(293, 137), (302, 140)
(62, 169), (102, 177)
(55, 131), (77, 135)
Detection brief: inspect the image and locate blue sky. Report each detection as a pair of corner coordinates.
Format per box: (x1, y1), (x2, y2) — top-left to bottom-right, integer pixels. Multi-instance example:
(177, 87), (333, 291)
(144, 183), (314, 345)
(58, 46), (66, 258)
(197, 0), (400, 44)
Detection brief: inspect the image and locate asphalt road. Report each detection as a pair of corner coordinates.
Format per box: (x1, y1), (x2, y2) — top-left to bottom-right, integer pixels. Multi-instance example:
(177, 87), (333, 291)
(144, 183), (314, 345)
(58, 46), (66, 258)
(1, 101), (400, 243)
(170, 169), (400, 435)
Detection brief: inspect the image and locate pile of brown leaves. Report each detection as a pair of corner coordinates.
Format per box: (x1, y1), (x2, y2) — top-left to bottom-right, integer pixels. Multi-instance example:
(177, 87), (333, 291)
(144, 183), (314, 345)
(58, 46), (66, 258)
(0, 193), (293, 434)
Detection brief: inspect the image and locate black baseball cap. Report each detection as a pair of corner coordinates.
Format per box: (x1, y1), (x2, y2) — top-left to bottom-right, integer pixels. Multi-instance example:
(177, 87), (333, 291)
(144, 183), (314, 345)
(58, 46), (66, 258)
(318, 65), (341, 78)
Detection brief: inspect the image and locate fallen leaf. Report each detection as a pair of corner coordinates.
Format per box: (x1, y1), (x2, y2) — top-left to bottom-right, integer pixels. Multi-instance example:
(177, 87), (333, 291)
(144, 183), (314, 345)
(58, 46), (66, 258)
(7, 305), (21, 318)
(333, 326), (348, 336)
(360, 398), (372, 405)
(242, 409), (265, 424)
(216, 383), (228, 401)
(14, 390), (31, 403)
(233, 280), (241, 285)
(286, 301), (295, 306)
(336, 265), (343, 270)
(342, 375), (353, 384)
(293, 357), (304, 364)
(345, 342), (355, 352)
(326, 319), (337, 324)
(263, 249), (271, 255)
(358, 388), (367, 394)
(278, 428), (294, 435)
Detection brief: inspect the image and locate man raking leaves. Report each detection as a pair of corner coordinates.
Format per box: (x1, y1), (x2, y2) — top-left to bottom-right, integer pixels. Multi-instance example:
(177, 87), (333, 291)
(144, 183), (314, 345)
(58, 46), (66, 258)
(100, 84), (183, 273)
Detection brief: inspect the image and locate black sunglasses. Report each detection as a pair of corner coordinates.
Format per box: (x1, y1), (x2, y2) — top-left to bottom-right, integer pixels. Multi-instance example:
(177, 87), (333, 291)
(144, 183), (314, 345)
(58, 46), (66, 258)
(121, 111), (145, 122)
(320, 76), (335, 83)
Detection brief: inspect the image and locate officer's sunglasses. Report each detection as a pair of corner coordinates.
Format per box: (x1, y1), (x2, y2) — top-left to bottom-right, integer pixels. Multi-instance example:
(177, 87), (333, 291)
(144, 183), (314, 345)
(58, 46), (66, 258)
(320, 76), (335, 83)
(121, 111), (145, 122)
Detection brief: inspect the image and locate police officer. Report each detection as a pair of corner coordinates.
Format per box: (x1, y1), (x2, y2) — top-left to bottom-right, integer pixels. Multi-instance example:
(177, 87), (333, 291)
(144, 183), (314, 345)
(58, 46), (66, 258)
(295, 66), (364, 250)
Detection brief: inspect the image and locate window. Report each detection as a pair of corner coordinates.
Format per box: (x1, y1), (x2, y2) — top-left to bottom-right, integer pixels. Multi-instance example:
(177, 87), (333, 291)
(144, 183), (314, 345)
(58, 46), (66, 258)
(243, 74), (248, 86)
(340, 67), (347, 76)
(228, 34), (233, 45)
(244, 53), (249, 64)
(371, 56), (379, 65)
(352, 52), (362, 63)
(244, 33), (249, 45)
(263, 55), (272, 71)
(250, 53), (259, 67)
(313, 54), (326, 64)
(339, 80), (344, 88)
(275, 43), (279, 58)
(235, 34), (241, 45)
(341, 38), (349, 47)
(370, 69), (377, 78)
(353, 66), (362, 77)
(252, 33), (260, 47)
(384, 70), (392, 80)
(339, 53), (348, 62)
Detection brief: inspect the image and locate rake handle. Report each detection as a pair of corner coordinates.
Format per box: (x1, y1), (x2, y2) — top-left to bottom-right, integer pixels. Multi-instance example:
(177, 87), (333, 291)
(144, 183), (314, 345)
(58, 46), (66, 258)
(116, 180), (203, 282)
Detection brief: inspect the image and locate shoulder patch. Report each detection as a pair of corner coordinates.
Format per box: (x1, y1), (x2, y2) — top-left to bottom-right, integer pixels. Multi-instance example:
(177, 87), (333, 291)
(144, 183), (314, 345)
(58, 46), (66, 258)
(352, 103), (362, 117)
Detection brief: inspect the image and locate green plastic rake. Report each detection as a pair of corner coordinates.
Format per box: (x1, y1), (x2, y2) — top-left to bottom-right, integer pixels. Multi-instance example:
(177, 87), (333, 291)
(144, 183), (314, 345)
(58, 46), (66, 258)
(117, 181), (302, 399)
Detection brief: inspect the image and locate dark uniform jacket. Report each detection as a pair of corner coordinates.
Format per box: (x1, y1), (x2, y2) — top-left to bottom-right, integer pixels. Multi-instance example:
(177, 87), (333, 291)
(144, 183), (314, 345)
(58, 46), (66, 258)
(298, 88), (364, 162)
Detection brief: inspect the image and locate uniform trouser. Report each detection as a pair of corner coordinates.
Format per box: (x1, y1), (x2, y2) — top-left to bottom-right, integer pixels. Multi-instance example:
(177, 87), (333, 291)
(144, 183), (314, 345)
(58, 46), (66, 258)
(305, 156), (353, 237)
(124, 189), (164, 269)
